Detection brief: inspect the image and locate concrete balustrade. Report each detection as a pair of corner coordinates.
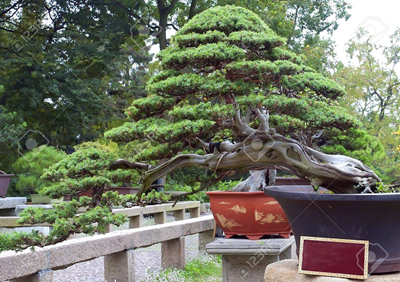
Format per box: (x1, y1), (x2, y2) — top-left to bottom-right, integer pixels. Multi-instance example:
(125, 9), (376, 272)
(0, 201), (201, 229)
(0, 215), (214, 282)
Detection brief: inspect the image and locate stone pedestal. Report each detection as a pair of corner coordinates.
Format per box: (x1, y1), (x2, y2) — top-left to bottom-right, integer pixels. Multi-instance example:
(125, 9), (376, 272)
(264, 259), (400, 281)
(207, 236), (295, 282)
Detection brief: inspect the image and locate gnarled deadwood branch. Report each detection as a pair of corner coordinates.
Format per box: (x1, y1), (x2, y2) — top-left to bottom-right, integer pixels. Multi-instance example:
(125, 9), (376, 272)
(114, 109), (381, 199)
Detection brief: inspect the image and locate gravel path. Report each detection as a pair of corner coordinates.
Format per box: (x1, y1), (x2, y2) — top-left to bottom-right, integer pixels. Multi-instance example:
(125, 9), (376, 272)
(52, 213), (207, 282)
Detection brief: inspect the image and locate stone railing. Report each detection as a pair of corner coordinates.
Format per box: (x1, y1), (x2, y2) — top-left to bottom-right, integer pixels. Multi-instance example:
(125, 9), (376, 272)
(0, 215), (215, 282)
(0, 201), (201, 229)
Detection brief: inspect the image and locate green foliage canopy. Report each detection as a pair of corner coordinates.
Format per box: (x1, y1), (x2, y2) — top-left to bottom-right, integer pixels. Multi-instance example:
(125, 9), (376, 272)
(12, 146), (66, 196)
(106, 6), (357, 163)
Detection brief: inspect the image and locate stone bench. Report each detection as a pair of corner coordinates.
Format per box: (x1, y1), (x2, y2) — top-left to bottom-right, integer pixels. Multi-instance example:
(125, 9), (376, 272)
(207, 236), (295, 282)
(264, 259), (400, 281)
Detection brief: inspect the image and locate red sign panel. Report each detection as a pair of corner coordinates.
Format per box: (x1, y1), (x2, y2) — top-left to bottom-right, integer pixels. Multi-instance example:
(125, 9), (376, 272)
(298, 236), (369, 280)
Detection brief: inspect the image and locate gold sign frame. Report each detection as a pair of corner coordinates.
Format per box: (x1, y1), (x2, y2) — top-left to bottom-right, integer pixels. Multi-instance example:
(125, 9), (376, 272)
(298, 236), (369, 280)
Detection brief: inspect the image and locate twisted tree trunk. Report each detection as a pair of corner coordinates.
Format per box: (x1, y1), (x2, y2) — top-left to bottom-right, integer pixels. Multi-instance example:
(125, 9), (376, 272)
(232, 169), (276, 192)
(113, 108), (381, 199)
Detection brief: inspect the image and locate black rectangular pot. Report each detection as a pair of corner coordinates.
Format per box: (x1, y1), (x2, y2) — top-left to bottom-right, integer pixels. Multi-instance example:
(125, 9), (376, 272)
(264, 185), (400, 274)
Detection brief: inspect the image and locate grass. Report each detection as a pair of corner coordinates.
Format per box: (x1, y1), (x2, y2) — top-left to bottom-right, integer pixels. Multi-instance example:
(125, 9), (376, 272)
(142, 252), (222, 282)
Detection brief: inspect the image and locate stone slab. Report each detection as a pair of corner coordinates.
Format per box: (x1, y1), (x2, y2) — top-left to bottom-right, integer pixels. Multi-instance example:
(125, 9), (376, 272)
(0, 197), (27, 210)
(207, 236), (295, 256)
(265, 259), (400, 281)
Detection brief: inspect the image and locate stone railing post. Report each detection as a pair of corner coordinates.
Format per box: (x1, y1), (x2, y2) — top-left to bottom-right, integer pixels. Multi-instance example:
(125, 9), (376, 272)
(198, 230), (215, 252)
(10, 269), (53, 282)
(154, 211), (166, 224)
(104, 249), (135, 282)
(173, 209), (185, 221)
(161, 237), (185, 269)
(105, 224), (113, 233)
(129, 214), (143, 228)
(190, 207), (200, 218)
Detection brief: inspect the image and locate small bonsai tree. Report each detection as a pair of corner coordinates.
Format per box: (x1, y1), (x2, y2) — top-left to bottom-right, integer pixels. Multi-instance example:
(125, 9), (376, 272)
(12, 146), (65, 197)
(0, 142), (170, 252)
(105, 5), (380, 197)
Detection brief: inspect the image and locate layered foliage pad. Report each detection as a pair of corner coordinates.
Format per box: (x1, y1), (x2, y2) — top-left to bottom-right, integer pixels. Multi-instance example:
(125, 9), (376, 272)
(106, 5), (354, 162)
(12, 146), (66, 196)
(40, 142), (136, 199)
(0, 142), (171, 252)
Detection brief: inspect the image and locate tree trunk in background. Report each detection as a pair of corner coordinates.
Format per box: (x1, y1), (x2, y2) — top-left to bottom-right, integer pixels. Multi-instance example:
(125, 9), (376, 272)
(158, 13), (168, 50)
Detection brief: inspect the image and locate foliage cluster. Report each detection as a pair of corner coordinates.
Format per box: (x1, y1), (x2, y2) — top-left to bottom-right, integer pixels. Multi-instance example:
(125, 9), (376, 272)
(105, 5), (356, 165)
(0, 142), (170, 252)
(0, 106), (26, 173)
(11, 146), (65, 196)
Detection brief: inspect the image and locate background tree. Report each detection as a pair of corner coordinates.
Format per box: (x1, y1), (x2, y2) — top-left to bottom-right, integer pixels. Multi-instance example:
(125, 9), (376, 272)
(334, 28), (400, 183)
(0, 0), (151, 148)
(0, 105), (26, 173)
(106, 6), (379, 197)
(11, 146), (65, 197)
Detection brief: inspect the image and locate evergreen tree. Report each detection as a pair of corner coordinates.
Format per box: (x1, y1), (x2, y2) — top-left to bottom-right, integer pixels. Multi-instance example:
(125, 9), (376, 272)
(106, 6), (380, 196)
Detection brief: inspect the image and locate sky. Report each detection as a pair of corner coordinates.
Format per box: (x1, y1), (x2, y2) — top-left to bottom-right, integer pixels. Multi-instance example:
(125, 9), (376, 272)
(332, 0), (400, 64)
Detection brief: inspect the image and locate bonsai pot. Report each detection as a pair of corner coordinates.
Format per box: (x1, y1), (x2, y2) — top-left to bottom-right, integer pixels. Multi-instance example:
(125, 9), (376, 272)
(264, 185), (400, 274)
(274, 177), (310, 186)
(0, 173), (14, 198)
(30, 194), (63, 204)
(206, 191), (291, 240)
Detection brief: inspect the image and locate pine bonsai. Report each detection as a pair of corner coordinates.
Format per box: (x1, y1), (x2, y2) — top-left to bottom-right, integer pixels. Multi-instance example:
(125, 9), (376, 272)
(105, 5), (381, 196)
(0, 142), (170, 252)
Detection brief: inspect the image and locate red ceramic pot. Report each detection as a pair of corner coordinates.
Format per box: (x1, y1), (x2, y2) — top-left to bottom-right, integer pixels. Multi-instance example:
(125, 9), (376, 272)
(206, 191), (291, 240)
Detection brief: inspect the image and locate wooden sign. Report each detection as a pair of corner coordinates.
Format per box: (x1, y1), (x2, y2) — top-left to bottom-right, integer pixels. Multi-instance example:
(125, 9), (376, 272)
(298, 236), (369, 280)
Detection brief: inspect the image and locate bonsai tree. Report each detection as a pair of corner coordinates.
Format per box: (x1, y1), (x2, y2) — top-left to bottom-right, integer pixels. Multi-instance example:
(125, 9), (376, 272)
(0, 142), (170, 252)
(12, 146), (66, 197)
(105, 5), (381, 196)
